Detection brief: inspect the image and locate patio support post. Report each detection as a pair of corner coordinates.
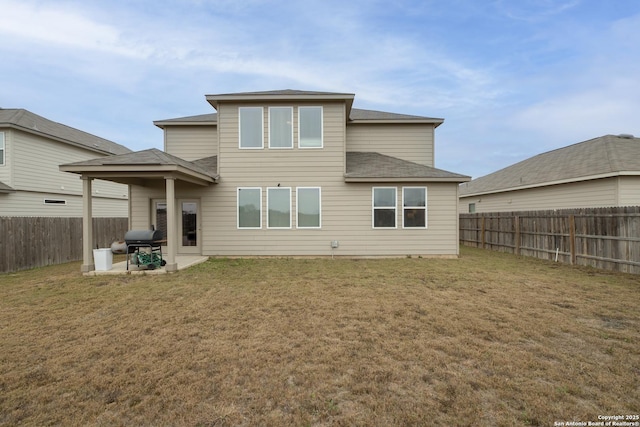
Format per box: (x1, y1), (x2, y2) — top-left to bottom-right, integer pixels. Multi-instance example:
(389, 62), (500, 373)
(81, 176), (94, 272)
(165, 177), (178, 272)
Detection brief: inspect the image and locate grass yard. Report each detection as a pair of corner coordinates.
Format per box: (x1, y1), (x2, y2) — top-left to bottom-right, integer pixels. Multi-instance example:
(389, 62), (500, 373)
(0, 247), (638, 426)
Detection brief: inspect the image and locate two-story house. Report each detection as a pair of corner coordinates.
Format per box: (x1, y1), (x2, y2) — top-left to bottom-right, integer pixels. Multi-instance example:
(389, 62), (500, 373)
(61, 90), (470, 272)
(0, 108), (130, 217)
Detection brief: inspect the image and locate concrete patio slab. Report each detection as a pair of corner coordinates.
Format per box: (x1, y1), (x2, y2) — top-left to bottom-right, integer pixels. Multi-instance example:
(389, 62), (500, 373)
(84, 255), (209, 276)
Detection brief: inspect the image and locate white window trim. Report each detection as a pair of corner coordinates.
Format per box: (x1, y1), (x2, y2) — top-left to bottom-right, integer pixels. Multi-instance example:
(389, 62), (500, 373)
(296, 187), (322, 229)
(402, 186), (427, 229)
(268, 106), (293, 149)
(239, 107), (264, 149)
(298, 106), (323, 149)
(267, 187), (292, 229)
(0, 131), (5, 166)
(237, 187), (262, 229)
(372, 187), (397, 229)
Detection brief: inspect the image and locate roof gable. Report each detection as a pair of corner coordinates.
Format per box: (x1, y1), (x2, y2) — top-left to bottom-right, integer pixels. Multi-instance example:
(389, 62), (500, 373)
(0, 109), (131, 155)
(460, 134), (640, 196)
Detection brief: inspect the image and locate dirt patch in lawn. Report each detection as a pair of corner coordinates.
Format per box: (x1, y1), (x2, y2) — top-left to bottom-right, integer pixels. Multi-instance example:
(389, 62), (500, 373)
(1, 247), (638, 426)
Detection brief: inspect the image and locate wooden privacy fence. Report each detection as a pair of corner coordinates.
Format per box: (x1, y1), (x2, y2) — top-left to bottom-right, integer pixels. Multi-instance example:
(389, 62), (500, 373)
(0, 217), (128, 273)
(460, 206), (640, 274)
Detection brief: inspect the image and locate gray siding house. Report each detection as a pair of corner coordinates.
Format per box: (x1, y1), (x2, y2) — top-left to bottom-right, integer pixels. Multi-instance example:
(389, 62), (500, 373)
(459, 134), (640, 213)
(0, 109), (131, 217)
(61, 90), (470, 272)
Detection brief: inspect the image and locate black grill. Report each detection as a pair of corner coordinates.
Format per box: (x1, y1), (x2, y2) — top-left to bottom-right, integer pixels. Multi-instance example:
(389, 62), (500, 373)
(124, 229), (164, 245)
(125, 229), (165, 270)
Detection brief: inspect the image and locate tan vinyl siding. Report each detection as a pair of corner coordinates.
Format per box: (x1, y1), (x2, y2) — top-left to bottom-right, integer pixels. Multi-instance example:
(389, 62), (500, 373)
(128, 101), (461, 257)
(618, 176), (640, 206)
(201, 181), (459, 256)
(0, 191), (127, 217)
(0, 130), (11, 186)
(164, 125), (217, 161)
(12, 129), (128, 200)
(459, 178), (619, 213)
(0, 129), (128, 217)
(346, 123), (434, 166)
(129, 185), (152, 230)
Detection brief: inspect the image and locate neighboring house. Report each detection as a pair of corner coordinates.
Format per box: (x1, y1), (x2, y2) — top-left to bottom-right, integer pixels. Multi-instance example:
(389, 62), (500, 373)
(61, 90), (470, 272)
(0, 109), (131, 217)
(459, 134), (640, 213)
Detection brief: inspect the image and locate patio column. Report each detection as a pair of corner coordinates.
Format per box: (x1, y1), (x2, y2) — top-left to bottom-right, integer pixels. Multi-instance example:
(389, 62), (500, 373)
(81, 176), (94, 272)
(165, 177), (178, 272)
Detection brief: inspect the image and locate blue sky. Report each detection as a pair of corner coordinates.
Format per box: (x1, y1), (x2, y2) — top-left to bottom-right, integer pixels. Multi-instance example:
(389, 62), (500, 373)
(1, 0), (639, 178)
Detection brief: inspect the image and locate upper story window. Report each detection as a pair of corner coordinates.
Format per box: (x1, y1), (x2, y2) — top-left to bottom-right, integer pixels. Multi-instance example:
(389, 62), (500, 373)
(239, 107), (264, 149)
(0, 132), (5, 165)
(373, 187), (397, 228)
(269, 107), (293, 149)
(299, 106), (323, 148)
(403, 187), (427, 228)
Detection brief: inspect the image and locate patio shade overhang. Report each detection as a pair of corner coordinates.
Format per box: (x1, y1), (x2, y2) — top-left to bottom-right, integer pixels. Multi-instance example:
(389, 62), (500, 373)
(59, 148), (218, 186)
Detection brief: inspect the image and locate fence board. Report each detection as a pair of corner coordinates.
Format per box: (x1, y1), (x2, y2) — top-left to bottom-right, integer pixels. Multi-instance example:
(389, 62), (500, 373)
(0, 217), (128, 273)
(460, 207), (640, 274)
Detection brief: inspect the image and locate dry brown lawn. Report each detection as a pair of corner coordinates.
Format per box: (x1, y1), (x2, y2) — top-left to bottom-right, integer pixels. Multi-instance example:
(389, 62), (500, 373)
(0, 247), (638, 426)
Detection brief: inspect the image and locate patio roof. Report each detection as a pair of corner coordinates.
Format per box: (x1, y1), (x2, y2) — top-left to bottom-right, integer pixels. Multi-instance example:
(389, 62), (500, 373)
(60, 148), (218, 186)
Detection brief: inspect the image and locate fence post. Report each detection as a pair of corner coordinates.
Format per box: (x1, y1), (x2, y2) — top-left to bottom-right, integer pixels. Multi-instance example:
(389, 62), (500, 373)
(514, 215), (520, 255)
(481, 216), (486, 249)
(569, 214), (576, 265)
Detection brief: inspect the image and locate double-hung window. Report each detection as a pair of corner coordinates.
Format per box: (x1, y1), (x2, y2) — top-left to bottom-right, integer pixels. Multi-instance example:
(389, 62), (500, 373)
(0, 132), (5, 165)
(372, 187), (397, 228)
(267, 187), (291, 228)
(269, 107), (293, 148)
(299, 106), (323, 148)
(297, 187), (321, 228)
(403, 187), (427, 228)
(239, 107), (264, 149)
(237, 187), (262, 228)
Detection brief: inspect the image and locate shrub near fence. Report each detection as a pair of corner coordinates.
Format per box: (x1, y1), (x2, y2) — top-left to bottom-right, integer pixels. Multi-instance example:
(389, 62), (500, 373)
(460, 206), (640, 274)
(0, 217), (128, 273)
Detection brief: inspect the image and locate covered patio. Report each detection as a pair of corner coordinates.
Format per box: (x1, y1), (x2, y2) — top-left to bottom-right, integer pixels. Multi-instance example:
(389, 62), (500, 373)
(84, 254), (209, 276)
(60, 149), (218, 273)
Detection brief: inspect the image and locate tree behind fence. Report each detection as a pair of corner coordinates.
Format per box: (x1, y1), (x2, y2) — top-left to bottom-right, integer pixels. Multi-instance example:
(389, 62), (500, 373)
(460, 206), (640, 274)
(0, 217), (128, 273)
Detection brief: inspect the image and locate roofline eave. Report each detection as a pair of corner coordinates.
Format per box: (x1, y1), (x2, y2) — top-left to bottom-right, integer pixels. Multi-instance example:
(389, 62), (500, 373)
(345, 176), (471, 183)
(59, 164), (217, 185)
(348, 119), (444, 126)
(3, 123), (123, 156)
(459, 171), (640, 198)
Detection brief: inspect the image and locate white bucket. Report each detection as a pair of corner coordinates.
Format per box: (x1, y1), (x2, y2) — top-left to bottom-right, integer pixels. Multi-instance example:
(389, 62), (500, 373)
(93, 248), (113, 271)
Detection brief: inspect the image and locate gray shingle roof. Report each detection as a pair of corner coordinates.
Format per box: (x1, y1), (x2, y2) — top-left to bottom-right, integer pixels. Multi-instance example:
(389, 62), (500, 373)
(349, 108), (443, 123)
(154, 108), (439, 125)
(346, 152), (470, 182)
(0, 109), (131, 155)
(0, 181), (15, 193)
(154, 113), (218, 127)
(459, 134), (640, 196)
(62, 148), (218, 179)
(208, 89), (355, 97)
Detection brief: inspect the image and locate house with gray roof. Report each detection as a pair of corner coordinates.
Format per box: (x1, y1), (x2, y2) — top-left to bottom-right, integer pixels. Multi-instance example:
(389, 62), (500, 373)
(459, 134), (640, 213)
(61, 90), (469, 272)
(0, 109), (131, 217)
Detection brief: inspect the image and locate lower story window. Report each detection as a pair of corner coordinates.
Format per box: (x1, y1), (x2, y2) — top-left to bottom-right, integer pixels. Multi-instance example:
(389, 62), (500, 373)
(373, 187), (397, 228)
(403, 187), (426, 228)
(297, 187), (321, 228)
(238, 188), (262, 228)
(267, 187), (291, 228)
